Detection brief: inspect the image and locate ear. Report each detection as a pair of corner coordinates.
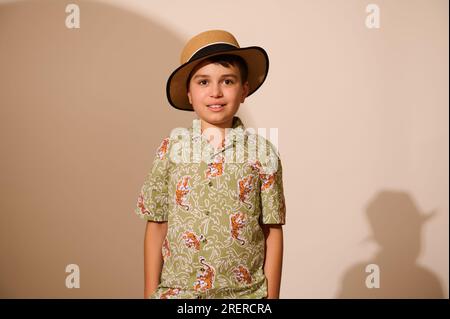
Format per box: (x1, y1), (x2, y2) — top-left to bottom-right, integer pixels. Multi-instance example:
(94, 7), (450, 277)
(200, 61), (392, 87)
(187, 90), (192, 105)
(240, 81), (249, 103)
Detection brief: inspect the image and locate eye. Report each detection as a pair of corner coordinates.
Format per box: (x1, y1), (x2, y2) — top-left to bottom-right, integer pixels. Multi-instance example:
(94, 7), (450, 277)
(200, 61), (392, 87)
(198, 80), (208, 85)
(224, 79), (234, 85)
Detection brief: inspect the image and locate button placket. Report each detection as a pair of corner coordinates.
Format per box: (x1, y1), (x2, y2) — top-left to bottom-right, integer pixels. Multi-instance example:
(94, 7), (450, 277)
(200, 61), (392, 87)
(205, 177), (212, 215)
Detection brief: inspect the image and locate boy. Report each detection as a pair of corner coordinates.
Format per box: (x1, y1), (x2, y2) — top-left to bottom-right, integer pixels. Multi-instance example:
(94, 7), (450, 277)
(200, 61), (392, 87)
(135, 30), (286, 299)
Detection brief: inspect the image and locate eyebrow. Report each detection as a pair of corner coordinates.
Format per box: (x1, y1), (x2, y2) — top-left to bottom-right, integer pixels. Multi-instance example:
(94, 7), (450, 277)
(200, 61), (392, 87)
(192, 74), (238, 80)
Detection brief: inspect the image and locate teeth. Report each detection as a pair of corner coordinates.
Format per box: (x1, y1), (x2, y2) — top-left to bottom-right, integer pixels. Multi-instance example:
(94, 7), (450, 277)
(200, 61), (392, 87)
(208, 104), (224, 108)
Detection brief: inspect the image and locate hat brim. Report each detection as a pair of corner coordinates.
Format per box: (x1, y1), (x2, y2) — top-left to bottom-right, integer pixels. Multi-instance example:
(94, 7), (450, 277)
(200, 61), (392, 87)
(166, 46), (269, 111)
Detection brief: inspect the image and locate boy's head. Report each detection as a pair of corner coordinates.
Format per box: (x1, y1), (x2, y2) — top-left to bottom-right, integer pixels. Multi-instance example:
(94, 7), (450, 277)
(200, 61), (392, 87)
(186, 54), (249, 127)
(186, 54), (249, 88)
(166, 30), (269, 113)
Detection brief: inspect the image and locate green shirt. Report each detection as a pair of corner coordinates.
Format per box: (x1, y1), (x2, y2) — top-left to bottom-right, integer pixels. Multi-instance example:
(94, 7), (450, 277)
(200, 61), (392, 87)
(135, 116), (286, 299)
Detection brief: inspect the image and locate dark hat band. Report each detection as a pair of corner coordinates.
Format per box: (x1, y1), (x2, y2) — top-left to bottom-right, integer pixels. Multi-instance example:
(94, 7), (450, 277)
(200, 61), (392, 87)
(188, 43), (239, 62)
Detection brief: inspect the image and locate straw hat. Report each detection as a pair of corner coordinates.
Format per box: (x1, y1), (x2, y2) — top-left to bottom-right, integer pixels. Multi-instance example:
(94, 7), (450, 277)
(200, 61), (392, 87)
(166, 30), (269, 111)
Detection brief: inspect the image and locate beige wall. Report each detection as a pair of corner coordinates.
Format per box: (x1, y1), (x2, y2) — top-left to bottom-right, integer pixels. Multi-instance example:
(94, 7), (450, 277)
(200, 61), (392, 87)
(0, 0), (447, 298)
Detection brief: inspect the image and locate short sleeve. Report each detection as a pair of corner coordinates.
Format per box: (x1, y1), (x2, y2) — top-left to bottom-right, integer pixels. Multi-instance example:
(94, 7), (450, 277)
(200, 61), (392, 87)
(259, 152), (286, 225)
(135, 137), (171, 222)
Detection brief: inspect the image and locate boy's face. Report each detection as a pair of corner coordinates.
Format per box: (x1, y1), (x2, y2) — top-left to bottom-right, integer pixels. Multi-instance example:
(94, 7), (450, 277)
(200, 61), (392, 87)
(187, 60), (249, 128)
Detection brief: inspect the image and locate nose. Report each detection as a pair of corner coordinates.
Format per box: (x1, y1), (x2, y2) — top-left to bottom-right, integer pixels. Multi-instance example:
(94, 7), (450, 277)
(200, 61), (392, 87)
(210, 82), (223, 98)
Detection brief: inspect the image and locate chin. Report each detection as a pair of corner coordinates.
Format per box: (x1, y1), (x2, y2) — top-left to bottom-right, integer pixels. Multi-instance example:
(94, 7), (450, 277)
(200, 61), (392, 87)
(204, 117), (226, 125)
(204, 115), (234, 125)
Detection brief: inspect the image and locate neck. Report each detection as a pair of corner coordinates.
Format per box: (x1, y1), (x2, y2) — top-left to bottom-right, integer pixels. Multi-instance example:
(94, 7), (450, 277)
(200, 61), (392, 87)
(200, 118), (234, 147)
(200, 118), (234, 132)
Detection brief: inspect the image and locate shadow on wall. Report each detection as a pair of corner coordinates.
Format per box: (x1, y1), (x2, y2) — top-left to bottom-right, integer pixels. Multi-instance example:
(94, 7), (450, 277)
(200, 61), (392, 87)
(0, 0), (193, 297)
(336, 190), (445, 298)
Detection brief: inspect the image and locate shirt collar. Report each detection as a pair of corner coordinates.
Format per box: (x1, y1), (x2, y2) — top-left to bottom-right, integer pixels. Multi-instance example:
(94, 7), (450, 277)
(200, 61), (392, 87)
(188, 116), (246, 158)
(189, 116), (246, 141)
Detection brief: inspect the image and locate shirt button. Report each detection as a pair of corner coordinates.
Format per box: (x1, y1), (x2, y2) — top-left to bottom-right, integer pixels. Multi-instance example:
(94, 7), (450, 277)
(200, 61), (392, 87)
(208, 181), (213, 187)
(205, 210), (210, 215)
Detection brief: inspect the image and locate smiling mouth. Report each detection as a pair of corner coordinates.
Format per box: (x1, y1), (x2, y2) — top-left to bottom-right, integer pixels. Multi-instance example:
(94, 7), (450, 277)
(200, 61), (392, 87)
(207, 104), (225, 109)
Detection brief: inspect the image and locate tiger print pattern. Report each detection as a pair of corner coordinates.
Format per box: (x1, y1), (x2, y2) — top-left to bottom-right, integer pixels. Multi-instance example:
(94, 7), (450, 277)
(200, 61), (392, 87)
(193, 256), (216, 292)
(230, 211), (247, 245)
(175, 176), (191, 210)
(135, 116), (286, 299)
(182, 231), (207, 250)
(233, 265), (252, 284)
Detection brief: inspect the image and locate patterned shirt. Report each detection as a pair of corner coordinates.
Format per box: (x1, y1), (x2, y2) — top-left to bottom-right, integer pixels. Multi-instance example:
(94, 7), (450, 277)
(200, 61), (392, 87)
(135, 116), (286, 299)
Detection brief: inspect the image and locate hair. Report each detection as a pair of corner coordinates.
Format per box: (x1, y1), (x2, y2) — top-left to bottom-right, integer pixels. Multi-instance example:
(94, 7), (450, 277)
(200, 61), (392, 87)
(186, 54), (249, 91)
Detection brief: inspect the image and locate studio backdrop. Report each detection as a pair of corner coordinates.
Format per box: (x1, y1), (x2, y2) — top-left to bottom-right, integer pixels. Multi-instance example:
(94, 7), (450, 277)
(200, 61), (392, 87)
(0, 0), (448, 298)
